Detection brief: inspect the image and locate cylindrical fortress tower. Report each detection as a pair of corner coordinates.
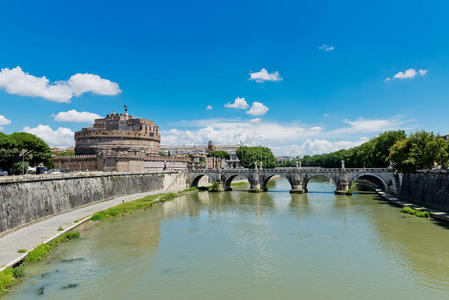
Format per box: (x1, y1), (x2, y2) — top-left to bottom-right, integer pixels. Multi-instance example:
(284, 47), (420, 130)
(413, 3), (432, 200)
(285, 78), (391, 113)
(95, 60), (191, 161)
(74, 112), (161, 155)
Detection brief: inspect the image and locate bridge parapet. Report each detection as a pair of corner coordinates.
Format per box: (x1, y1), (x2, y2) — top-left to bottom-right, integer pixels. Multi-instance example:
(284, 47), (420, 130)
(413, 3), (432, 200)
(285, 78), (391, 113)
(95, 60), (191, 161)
(186, 167), (398, 194)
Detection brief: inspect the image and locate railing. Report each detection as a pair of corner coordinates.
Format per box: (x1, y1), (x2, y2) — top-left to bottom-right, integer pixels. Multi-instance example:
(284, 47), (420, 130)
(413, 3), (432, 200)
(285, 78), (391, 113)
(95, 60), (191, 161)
(189, 167), (392, 173)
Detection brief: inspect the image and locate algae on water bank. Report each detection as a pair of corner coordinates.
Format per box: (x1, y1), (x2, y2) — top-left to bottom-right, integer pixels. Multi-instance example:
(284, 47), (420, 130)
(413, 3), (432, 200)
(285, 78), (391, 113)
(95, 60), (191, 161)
(90, 187), (197, 221)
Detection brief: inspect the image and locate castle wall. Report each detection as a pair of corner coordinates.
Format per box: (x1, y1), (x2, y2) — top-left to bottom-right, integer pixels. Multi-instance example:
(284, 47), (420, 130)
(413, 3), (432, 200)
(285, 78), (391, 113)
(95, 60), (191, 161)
(0, 171), (188, 233)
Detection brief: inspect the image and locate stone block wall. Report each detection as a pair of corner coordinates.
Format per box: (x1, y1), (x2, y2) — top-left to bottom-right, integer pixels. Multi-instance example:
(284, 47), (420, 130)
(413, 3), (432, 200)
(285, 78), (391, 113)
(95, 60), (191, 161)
(399, 171), (449, 211)
(0, 172), (188, 233)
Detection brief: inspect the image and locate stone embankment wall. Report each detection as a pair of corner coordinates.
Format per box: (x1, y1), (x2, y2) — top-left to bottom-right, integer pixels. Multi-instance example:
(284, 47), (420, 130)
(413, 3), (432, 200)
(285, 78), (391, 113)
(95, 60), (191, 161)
(399, 171), (449, 211)
(0, 171), (188, 233)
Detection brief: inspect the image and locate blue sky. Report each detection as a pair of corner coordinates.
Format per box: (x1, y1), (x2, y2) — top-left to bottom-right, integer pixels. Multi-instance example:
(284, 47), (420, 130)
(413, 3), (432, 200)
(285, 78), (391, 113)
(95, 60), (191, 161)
(1, 0), (448, 155)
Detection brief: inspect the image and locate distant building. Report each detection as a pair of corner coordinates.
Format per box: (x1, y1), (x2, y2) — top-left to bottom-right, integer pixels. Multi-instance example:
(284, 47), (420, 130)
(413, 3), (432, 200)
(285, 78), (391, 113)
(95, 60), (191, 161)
(160, 141), (242, 168)
(443, 134), (449, 141)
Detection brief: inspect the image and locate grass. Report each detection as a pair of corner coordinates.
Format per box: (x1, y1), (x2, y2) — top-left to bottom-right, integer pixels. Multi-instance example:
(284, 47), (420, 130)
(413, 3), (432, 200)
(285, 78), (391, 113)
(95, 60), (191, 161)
(90, 187), (198, 221)
(401, 206), (430, 218)
(74, 216), (90, 223)
(17, 249), (27, 253)
(0, 267), (25, 295)
(57, 227), (64, 231)
(25, 232), (80, 263)
(0, 268), (16, 294)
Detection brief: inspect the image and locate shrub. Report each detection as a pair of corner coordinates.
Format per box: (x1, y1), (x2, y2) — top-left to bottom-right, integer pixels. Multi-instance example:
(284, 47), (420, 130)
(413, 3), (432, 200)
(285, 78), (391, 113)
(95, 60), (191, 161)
(91, 188), (196, 221)
(0, 268), (16, 294)
(346, 189), (353, 195)
(12, 267), (24, 279)
(57, 227), (64, 231)
(25, 232), (80, 263)
(209, 181), (221, 192)
(17, 249), (27, 253)
(401, 207), (430, 218)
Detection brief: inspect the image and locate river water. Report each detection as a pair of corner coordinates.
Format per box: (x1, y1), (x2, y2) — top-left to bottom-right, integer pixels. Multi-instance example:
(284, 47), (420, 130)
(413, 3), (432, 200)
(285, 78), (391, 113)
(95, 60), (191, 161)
(6, 178), (449, 299)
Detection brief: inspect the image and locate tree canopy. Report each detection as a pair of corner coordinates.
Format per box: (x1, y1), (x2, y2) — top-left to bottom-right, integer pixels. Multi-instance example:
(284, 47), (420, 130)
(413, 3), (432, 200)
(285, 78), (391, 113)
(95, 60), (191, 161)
(236, 146), (276, 168)
(301, 131), (407, 168)
(389, 131), (449, 172)
(0, 132), (53, 174)
(207, 150), (230, 159)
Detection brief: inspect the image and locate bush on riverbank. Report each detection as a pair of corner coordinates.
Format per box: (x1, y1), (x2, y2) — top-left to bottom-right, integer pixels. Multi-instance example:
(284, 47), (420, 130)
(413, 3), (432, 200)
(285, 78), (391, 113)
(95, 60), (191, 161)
(0, 267), (25, 294)
(25, 232), (80, 263)
(401, 207), (430, 218)
(0, 268), (16, 294)
(90, 187), (198, 221)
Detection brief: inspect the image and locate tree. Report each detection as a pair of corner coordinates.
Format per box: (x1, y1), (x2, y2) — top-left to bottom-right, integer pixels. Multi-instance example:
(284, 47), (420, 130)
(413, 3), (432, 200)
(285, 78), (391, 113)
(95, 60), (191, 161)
(236, 146), (276, 168)
(207, 150), (230, 160)
(0, 132), (53, 173)
(300, 130), (407, 168)
(389, 131), (449, 172)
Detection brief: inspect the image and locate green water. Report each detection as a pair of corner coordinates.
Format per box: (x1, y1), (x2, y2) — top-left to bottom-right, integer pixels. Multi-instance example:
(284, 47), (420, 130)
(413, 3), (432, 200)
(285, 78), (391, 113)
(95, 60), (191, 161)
(6, 178), (449, 299)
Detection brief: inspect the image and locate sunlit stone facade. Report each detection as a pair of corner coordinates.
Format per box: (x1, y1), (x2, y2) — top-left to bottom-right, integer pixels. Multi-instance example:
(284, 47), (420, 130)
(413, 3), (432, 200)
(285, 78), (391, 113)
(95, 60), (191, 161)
(75, 112), (160, 155)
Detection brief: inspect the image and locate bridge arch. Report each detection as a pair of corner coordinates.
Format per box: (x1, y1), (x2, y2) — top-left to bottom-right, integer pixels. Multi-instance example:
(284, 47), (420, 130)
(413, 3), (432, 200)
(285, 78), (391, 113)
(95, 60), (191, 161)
(224, 174), (250, 190)
(303, 174), (338, 192)
(350, 173), (388, 191)
(190, 174), (215, 188)
(261, 174), (294, 191)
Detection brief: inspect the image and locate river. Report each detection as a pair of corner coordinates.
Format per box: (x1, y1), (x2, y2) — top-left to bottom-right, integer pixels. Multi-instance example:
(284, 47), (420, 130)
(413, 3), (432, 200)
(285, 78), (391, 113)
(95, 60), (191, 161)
(6, 178), (449, 299)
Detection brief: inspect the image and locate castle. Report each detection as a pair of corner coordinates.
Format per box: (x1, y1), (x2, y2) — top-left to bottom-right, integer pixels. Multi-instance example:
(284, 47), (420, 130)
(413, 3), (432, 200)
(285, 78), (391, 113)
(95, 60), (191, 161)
(75, 107), (161, 155)
(53, 107), (189, 172)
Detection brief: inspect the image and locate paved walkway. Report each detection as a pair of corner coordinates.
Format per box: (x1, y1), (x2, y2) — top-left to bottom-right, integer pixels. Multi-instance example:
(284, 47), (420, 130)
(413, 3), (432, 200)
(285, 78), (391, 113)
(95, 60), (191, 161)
(0, 188), (174, 270)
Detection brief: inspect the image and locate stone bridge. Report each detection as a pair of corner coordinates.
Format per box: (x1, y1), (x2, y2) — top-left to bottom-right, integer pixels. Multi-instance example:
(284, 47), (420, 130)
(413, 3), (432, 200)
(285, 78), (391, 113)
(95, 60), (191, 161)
(187, 167), (401, 194)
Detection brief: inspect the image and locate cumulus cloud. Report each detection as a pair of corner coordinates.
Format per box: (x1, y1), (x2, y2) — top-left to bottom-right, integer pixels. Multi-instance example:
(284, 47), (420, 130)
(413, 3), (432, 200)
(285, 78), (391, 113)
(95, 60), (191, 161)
(271, 139), (366, 156)
(385, 68), (428, 81)
(0, 66), (121, 103)
(53, 109), (101, 123)
(161, 115), (409, 155)
(318, 44), (334, 51)
(332, 117), (406, 134)
(0, 115), (11, 125)
(161, 119), (322, 147)
(246, 102), (269, 116)
(23, 124), (74, 148)
(225, 97), (249, 109)
(206, 105), (213, 110)
(249, 68), (282, 83)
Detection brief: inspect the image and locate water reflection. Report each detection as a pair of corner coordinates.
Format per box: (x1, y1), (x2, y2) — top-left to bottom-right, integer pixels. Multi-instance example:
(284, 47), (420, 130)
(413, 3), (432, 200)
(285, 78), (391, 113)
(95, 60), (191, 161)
(7, 177), (449, 300)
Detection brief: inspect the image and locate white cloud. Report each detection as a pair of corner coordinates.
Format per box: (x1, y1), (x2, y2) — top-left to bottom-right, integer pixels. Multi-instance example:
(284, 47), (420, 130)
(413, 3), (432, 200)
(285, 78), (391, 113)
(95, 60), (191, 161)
(246, 102), (269, 116)
(67, 73), (121, 97)
(318, 44), (334, 51)
(161, 119), (323, 147)
(23, 124), (74, 148)
(53, 109), (101, 123)
(418, 69), (428, 76)
(249, 68), (282, 83)
(161, 115), (409, 156)
(0, 115), (11, 126)
(206, 105), (213, 110)
(0, 66), (121, 103)
(333, 117), (406, 134)
(225, 97), (249, 109)
(386, 68), (428, 81)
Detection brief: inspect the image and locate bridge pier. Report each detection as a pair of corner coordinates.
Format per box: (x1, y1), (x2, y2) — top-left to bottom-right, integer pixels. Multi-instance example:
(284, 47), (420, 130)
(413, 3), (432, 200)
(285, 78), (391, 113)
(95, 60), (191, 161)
(289, 184), (304, 194)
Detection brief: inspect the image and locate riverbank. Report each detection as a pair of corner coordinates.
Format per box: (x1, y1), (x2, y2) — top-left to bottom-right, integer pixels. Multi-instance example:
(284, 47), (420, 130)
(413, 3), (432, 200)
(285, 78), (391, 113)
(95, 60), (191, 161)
(0, 186), (201, 296)
(0, 185), (188, 272)
(375, 189), (449, 222)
